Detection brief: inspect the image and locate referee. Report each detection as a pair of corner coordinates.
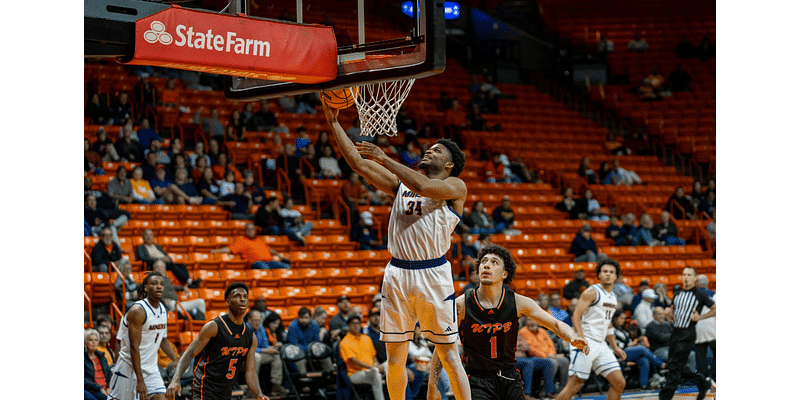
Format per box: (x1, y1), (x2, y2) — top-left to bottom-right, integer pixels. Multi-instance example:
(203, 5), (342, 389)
(659, 267), (716, 400)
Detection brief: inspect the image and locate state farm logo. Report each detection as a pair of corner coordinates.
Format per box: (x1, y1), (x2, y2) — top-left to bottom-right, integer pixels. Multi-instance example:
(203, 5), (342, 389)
(143, 21), (173, 45)
(141, 19), (271, 58)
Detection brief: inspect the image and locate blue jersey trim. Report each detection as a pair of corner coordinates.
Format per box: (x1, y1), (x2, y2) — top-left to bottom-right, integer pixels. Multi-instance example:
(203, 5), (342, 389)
(446, 205), (463, 220)
(390, 256), (447, 270)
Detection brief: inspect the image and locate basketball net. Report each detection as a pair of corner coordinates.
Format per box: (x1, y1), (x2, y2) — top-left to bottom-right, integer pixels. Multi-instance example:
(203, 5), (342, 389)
(349, 79), (416, 137)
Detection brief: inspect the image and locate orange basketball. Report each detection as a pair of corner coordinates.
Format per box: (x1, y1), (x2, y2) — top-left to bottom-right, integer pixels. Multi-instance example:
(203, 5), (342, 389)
(321, 87), (358, 109)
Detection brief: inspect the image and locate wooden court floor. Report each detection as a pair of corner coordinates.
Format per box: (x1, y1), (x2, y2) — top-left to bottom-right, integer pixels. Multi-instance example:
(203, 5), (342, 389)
(574, 387), (716, 399)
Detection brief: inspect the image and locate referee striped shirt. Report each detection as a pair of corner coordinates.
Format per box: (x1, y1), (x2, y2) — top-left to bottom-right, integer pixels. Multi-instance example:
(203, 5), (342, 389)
(671, 286), (715, 329)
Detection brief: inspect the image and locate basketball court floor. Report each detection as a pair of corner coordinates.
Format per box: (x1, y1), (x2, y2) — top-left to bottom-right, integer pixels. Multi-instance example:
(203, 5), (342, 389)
(574, 386), (716, 399)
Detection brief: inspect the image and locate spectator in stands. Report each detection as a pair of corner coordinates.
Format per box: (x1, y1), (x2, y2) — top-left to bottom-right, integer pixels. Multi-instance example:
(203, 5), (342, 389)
(206, 138), (221, 166)
(229, 109), (246, 140)
(443, 99), (468, 146)
(95, 324), (116, 367)
(217, 169), (237, 198)
(633, 289), (658, 332)
(298, 144), (320, 179)
(130, 167), (162, 204)
(612, 310), (666, 389)
(645, 306), (672, 362)
(465, 200), (499, 234)
(113, 258), (139, 308)
(150, 165), (175, 204)
(218, 181), (254, 220)
(675, 37), (694, 59)
(171, 167), (203, 205)
(287, 307), (334, 375)
(167, 137), (184, 165)
(698, 191), (715, 217)
(134, 76), (157, 116)
(569, 225), (601, 263)
(613, 274), (635, 311)
(211, 222), (291, 269)
(135, 228), (199, 288)
(114, 121), (141, 162)
(473, 233), (492, 254)
(94, 127), (121, 162)
(627, 32), (649, 52)
(85, 329), (112, 400)
(562, 265), (591, 300)
(265, 311), (287, 345)
(339, 314), (385, 400)
(312, 307), (331, 345)
(193, 106), (225, 140)
(696, 36), (715, 61)
(556, 187), (585, 220)
(363, 307), (387, 371)
(667, 63), (693, 93)
(85, 194), (128, 247)
(329, 294), (351, 342)
(191, 154), (208, 183)
(279, 197), (314, 244)
(140, 146), (162, 181)
(367, 183), (392, 206)
(159, 78), (180, 107)
(517, 317), (568, 398)
(251, 99), (278, 132)
(342, 171), (369, 208)
(654, 210), (686, 245)
(452, 232), (479, 264)
(352, 211), (387, 251)
(604, 158), (643, 186)
(399, 140), (422, 169)
(638, 66), (667, 101)
(153, 260), (206, 320)
(492, 196), (519, 234)
(85, 138), (103, 174)
(242, 170), (265, 206)
(597, 161), (612, 184)
(653, 282), (673, 309)
(597, 33), (614, 58)
(633, 213), (662, 247)
(396, 106), (418, 135)
(254, 196), (288, 235)
(509, 155), (536, 183)
(317, 145), (343, 179)
(345, 117), (364, 143)
(245, 309), (289, 398)
(665, 186), (696, 220)
(704, 179), (715, 198)
(196, 166), (222, 205)
(466, 103), (489, 131)
(615, 213), (639, 246)
(107, 166), (134, 206)
(549, 292), (569, 324)
(580, 189), (609, 221)
(461, 262), (480, 294)
(188, 141), (211, 170)
(213, 153), (244, 182)
(107, 92), (133, 126)
(604, 214), (623, 243)
(86, 93), (107, 125)
(91, 228), (123, 272)
(135, 118), (160, 154)
(629, 279), (650, 315)
(577, 156), (597, 184)
(485, 152), (521, 183)
(85, 174), (131, 218)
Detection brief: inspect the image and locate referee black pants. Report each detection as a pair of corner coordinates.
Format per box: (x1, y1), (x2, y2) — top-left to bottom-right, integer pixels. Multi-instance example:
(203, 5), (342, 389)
(659, 328), (705, 400)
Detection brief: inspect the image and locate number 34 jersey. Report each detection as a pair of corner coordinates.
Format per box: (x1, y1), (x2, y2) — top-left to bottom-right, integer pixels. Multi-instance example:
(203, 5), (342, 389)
(460, 287), (519, 372)
(388, 182), (461, 261)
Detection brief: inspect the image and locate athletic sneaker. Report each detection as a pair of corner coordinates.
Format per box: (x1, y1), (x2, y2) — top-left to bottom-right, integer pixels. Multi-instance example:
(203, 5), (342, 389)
(696, 377), (711, 399)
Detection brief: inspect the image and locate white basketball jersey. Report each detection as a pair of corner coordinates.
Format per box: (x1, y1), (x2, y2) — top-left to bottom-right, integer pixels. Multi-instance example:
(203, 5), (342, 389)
(581, 284), (618, 342)
(116, 299), (168, 375)
(388, 182), (461, 260)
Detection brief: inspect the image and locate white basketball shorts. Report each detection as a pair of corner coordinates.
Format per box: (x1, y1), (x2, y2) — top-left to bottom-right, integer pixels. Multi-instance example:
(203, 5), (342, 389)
(567, 338), (621, 380)
(380, 256), (459, 344)
(107, 360), (166, 400)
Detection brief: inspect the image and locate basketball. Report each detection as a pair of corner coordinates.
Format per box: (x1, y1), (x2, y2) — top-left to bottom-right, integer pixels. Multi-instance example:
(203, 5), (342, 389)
(321, 87), (358, 109)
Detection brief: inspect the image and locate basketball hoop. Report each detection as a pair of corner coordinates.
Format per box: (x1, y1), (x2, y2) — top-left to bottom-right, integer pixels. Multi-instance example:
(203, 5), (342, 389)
(350, 78), (416, 137)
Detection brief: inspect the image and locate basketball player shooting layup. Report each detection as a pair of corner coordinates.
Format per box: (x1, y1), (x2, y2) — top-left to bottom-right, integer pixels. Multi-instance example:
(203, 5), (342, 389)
(165, 283), (268, 400)
(109, 272), (178, 400)
(426, 244), (588, 400)
(323, 101), (472, 400)
(556, 259), (627, 400)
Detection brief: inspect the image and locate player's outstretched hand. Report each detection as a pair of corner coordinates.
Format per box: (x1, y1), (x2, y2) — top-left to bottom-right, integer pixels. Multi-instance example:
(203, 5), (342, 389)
(165, 381), (181, 400)
(321, 98), (339, 121)
(256, 394), (270, 400)
(356, 141), (387, 163)
(572, 337), (590, 355)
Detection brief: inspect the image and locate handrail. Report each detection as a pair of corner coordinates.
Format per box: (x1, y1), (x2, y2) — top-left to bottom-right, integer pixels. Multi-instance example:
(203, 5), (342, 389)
(666, 199), (687, 220)
(335, 195), (350, 231)
(298, 156), (315, 179)
(85, 291), (93, 328)
(85, 249), (126, 312)
(276, 167), (291, 195)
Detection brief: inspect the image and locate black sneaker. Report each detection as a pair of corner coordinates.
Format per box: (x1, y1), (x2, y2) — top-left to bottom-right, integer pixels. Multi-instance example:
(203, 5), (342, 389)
(188, 278), (203, 288)
(696, 377), (711, 399)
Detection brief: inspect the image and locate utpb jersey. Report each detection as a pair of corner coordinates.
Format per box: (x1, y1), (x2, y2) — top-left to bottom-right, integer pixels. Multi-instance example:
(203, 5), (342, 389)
(581, 284), (618, 342)
(193, 314), (253, 400)
(460, 288), (519, 372)
(388, 182), (461, 261)
(116, 299), (167, 376)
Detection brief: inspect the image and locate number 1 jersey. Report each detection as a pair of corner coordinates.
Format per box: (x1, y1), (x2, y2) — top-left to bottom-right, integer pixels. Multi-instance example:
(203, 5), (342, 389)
(460, 287), (519, 372)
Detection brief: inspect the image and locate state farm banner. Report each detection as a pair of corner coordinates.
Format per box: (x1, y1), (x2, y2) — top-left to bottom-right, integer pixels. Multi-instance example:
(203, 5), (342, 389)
(126, 5), (337, 84)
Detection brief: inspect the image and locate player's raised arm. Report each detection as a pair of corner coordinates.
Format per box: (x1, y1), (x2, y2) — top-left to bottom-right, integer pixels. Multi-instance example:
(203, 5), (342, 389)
(322, 101), (399, 195)
(166, 320), (218, 400)
(516, 293), (589, 354)
(356, 140), (467, 202)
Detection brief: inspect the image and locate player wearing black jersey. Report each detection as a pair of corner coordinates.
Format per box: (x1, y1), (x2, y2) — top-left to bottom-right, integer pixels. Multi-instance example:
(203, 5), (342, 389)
(166, 283), (269, 400)
(427, 244), (588, 400)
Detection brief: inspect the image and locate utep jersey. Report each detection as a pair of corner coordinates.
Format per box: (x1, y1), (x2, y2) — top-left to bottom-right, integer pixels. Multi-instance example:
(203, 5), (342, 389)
(116, 299), (168, 375)
(460, 288), (519, 372)
(193, 314), (253, 399)
(388, 182), (461, 260)
(581, 284), (618, 342)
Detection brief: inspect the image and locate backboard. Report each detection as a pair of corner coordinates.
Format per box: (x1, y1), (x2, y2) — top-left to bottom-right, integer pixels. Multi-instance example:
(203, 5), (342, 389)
(221, 0), (446, 100)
